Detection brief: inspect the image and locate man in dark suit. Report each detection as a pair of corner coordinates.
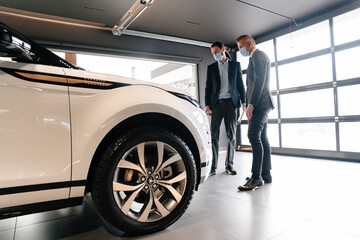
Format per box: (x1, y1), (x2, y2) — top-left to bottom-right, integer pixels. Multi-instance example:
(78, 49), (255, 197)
(205, 41), (246, 176)
(236, 35), (275, 191)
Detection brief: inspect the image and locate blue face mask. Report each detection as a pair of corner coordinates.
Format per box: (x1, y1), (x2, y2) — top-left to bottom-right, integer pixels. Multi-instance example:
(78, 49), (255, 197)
(213, 52), (223, 62)
(239, 47), (249, 57)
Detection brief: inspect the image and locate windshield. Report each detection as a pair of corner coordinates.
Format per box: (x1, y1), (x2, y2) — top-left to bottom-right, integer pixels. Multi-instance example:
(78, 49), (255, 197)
(0, 22), (80, 69)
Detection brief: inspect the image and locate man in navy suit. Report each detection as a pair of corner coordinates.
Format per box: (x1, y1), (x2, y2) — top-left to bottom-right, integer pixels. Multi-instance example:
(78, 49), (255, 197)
(236, 35), (275, 191)
(205, 41), (246, 176)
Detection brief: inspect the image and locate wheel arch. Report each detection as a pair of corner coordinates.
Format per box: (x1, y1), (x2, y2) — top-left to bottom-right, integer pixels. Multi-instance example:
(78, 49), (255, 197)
(85, 112), (201, 194)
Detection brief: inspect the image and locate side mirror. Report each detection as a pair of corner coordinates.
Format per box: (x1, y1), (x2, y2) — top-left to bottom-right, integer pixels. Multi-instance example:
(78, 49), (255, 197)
(0, 28), (32, 61)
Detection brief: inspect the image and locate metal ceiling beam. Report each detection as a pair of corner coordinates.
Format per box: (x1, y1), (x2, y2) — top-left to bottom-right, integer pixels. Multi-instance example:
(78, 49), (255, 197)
(112, 0), (155, 36)
(123, 29), (212, 48)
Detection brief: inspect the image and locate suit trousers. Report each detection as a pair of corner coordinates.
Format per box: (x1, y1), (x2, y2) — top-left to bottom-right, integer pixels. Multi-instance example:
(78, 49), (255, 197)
(210, 99), (237, 171)
(247, 107), (272, 178)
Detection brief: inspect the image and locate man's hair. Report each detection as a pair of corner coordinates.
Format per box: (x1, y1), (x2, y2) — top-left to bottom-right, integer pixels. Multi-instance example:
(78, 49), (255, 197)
(211, 41), (224, 49)
(236, 35), (256, 45)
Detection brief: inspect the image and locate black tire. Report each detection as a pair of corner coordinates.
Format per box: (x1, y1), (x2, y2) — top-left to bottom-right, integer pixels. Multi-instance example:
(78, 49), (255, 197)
(91, 126), (197, 235)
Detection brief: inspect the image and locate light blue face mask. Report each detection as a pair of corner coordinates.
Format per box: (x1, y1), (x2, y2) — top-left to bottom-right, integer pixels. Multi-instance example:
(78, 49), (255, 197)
(213, 52), (223, 62)
(239, 47), (249, 57)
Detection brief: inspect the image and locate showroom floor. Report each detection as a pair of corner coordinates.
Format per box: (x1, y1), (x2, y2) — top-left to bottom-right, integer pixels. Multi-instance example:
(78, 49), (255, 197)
(1, 151), (360, 240)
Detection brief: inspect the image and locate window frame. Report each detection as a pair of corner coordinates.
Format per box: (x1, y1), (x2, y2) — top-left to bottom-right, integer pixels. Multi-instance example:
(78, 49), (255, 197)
(236, 3), (360, 162)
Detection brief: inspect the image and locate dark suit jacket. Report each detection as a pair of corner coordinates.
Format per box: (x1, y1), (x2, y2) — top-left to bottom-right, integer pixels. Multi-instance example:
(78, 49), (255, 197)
(205, 60), (246, 109)
(246, 49), (275, 109)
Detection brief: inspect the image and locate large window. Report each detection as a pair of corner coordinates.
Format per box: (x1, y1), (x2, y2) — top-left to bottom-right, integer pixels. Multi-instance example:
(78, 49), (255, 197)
(240, 123), (280, 148)
(76, 53), (198, 98)
(337, 84), (360, 116)
(257, 40), (275, 63)
(339, 122), (360, 152)
(276, 21), (331, 60)
(281, 123), (336, 151)
(237, 6), (360, 159)
(333, 8), (360, 45)
(237, 52), (250, 71)
(277, 54), (333, 89)
(54, 52), (198, 99)
(280, 89), (334, 118)
(335, 46), (360, 81)
(267, 123), (280, 148)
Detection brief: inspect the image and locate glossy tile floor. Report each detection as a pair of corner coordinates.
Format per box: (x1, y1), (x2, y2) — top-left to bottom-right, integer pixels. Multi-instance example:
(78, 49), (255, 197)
(2, 151), (360, 240)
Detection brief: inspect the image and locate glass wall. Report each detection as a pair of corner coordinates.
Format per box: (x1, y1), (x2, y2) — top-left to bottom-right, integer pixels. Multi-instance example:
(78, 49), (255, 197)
(335, 46), (360, 81)
(276, 21), (331, 60)
(281, 123), (336, 151)
(277, 54), (333, 89)
(237, 5), (360, 158)
(337, 84), (360, 116)
(53, 52), (198, 99)
(77, 53), (198, 99)
(7, 49), (199, 99)
(333, 8), (360, 45)
(280, 89), (334, 118)
(339, 122), (360, 152)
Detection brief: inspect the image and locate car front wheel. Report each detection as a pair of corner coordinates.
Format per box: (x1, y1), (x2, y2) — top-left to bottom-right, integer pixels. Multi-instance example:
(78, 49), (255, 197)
(91, 126), (196, 235)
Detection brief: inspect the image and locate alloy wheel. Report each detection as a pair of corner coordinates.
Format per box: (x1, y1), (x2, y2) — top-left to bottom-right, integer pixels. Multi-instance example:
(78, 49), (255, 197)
(112, 141), (187, 222)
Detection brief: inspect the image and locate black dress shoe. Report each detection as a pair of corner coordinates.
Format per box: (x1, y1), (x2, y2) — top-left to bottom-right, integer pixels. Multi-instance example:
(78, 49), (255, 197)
(262, 175), (272, 183)
(209, 170), (216, 177)
(238, 177), (264, 191)
(225, 168), (237, 175)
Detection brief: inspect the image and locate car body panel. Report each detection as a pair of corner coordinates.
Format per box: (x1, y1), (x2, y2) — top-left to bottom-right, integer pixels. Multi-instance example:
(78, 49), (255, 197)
(0, 61), (211, 207)
(0, 61), (71, 207)
(0, 21), (212, 222)
(0, 62), (71, 207)
(0, 189), (69, 208)
(63, 68), (212, 194)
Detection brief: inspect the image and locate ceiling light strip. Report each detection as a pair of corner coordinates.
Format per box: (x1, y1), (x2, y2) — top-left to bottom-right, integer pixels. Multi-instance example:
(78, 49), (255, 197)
(0, 10), (110, 30)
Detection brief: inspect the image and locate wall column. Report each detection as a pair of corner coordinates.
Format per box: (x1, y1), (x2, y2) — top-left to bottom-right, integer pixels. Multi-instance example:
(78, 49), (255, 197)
(65, 53), (77, 65)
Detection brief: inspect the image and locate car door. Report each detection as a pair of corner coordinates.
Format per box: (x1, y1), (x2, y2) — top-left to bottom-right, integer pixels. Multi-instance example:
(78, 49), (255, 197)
(0, 60), (71, 210)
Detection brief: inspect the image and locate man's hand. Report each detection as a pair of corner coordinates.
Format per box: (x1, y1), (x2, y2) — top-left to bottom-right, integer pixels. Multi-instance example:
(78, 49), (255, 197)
(246, 105), (254, 120)
(204, 106), (211, 116)
(242, 103), (246, 110)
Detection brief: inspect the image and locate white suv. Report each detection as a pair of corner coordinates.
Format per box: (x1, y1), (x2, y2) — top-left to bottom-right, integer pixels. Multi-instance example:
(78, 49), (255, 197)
(0, 22), (211, 235)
